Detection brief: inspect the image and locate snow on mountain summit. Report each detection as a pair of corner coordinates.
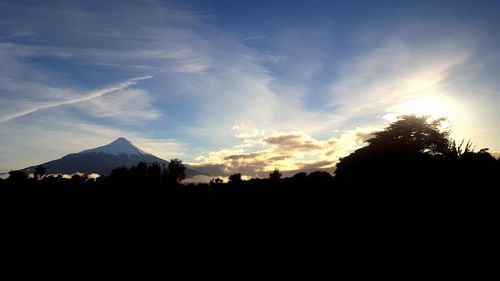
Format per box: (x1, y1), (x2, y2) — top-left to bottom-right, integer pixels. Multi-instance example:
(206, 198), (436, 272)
(79, 137), (152, 156)
(19, 137), (202, 176)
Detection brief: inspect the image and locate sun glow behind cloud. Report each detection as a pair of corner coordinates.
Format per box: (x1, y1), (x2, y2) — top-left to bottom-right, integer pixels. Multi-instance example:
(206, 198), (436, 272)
(385, 97), (454, 120)
(383, 92), (471, 142)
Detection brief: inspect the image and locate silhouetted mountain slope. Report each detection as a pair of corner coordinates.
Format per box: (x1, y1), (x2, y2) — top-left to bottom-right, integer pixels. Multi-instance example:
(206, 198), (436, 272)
(21, 138), (199, 176)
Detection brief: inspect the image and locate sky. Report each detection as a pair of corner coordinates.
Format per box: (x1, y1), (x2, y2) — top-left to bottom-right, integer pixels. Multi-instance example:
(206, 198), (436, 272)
(1, 0), (499, 178)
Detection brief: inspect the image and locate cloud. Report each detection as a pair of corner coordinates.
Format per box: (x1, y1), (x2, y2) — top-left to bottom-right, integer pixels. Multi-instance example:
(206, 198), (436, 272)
(231, 123), (266, 138)
(322, 30), (483, 147)
(80, 88), (160, 122)
(241, 35), (267, 41)
(0, 76), (152, 123)
(192, 128), (375, 178)
(0, 0), (212, 74)
(186, 164), (226, 177)
(328, 37), (470, 119)
(264, 134), (323, 151)
(491, 152), (500, 159)
(0, 0), (343, 151)
(183, 175), (214, 184)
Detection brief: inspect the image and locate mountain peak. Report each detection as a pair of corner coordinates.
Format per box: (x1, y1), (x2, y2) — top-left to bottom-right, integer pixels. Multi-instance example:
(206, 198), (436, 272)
(20, 137), (200, 177)
(79, 137), (149, 156)
(111, 137), (132, 144)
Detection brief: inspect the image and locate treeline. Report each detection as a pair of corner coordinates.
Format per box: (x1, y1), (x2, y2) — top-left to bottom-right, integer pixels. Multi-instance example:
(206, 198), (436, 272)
(0, 115), (499, 222)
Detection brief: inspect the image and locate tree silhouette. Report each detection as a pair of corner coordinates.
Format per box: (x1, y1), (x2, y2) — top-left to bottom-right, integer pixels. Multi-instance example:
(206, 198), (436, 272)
(71, 174), (87, 183)
(110, 166), (129, 182)
(7, 171), (27, 184)
(446, 139), (473, 160)
(368, 115), (450, 155)
(335, 115), (451, 182)
(269, 169), (282, 182)
(209, 178), (223, 185)
(307, 171), (333, 182)
(228, 173), (242, 184)
(0, 149), (498, 224)
(132, 162), (148, 182)
(166, 159), (186, 183)
(147, 163), (162, 184)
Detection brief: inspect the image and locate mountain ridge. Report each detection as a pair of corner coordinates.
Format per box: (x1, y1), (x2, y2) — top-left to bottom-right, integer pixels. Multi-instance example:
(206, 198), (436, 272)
(20, 137), (199, 176)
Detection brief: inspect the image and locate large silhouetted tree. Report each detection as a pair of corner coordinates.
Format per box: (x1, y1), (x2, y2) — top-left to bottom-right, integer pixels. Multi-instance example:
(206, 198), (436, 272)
(334, 115), (451, 182)
(166, 159), (186, 183)
(367, 115), (450, 155)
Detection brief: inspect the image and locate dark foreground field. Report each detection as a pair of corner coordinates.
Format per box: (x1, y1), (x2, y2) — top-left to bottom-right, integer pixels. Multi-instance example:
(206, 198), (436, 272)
(1, 173), (497, 227)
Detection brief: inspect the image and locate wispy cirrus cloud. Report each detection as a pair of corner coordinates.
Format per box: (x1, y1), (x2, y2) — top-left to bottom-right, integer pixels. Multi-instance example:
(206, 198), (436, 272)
(79, 88), (160, 122)
(0, 76), (152, 123)
(241, 35), (267, 41)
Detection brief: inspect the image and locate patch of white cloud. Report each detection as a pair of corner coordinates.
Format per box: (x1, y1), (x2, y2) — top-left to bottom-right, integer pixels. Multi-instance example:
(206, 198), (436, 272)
(79, 88), (160, 122)
(231, 123), (267, 138)
(0, 76), (152, 123)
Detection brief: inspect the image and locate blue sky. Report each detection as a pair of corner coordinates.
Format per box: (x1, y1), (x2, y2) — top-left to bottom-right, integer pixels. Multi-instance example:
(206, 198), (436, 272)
(1, 0), (499, 178)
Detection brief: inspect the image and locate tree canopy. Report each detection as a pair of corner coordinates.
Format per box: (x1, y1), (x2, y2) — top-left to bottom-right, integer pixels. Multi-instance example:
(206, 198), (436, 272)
(335, 115), (467, 183)
(334, 114), (500, 187)
(367, 115), (450, 155)
(165, 159), (186, 183)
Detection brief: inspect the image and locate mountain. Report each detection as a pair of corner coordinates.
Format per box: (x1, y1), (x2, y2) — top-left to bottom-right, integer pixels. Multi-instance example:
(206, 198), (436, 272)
(22, 137), (184, 176)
